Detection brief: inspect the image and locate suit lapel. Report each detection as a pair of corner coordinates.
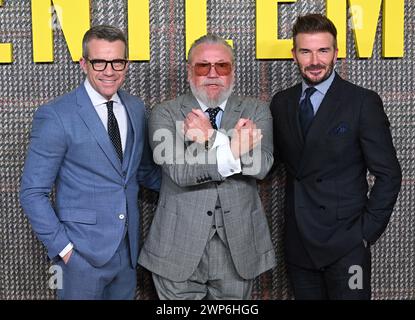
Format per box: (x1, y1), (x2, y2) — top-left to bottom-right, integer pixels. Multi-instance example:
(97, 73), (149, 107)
(297, 74), (344, 174)
(306, 74), (343, 142)
(180, 93), (199, 118)
(220, 95), (243, 131)
(119, 91), (140, 181)
(76, 85), (123, 176)
(287, 84), (304, 149)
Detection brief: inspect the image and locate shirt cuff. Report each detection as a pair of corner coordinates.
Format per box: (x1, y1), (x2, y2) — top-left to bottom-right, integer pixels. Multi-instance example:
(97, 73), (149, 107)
(59, 242), (73, 258)
(212, 131), (241, 177)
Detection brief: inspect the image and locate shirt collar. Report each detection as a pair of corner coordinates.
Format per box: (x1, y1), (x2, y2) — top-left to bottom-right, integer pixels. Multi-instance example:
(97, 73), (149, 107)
(301, 70), (336, 96)
(84, 78), (121, 107)
(195, 98), (227, 113)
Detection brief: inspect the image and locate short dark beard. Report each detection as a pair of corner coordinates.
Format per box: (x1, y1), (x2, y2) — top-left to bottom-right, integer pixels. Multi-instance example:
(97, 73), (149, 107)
(300, 61), (334, 86)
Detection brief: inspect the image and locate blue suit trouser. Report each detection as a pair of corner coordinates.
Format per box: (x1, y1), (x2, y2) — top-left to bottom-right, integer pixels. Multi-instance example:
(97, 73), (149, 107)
(56, 236), (136, 300)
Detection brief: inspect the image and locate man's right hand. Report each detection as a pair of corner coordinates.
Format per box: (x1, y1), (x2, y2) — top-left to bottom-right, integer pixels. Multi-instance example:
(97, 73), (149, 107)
(62, 249), (73, 264)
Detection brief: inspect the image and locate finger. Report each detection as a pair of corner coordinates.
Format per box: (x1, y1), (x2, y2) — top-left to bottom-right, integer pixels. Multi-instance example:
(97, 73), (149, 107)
(186, 114), (198, 125)
(235, 118), (249, 130)
(192, 109), (206, 118)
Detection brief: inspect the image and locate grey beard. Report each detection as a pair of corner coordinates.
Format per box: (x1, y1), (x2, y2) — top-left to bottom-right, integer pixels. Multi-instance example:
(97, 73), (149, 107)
(190, 81), (234, 108)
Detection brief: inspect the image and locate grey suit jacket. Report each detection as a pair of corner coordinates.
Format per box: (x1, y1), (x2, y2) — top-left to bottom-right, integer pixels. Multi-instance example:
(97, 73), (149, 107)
(138, 92), (276, 281)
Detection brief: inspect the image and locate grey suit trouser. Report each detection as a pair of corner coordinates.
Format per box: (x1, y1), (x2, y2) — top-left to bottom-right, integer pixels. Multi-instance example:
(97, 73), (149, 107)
(153, 203), (253, 300)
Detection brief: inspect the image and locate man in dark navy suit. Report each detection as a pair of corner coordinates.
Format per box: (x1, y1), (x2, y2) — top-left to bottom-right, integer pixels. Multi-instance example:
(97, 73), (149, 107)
(270, 14), (401, 299)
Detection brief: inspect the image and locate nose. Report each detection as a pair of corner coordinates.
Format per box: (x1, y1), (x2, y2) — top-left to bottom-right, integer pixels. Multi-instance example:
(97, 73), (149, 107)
(311, 52), (319, 65)
(102, 63), (115, 75)
(207, 64), (219, 77)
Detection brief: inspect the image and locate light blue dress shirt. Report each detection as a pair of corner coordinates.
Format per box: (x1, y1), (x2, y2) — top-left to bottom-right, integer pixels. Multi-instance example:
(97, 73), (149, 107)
(300, 71), (336, 115)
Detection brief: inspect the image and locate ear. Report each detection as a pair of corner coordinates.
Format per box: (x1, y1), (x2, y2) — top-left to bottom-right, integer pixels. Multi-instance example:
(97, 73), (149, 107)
(333, 47), (339, 64)
(291, 48), (298, 64)
(79, 57), (88, 74)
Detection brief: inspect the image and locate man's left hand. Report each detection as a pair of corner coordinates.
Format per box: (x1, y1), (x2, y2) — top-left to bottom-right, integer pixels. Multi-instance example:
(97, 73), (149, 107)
(184, 109), (215, 143)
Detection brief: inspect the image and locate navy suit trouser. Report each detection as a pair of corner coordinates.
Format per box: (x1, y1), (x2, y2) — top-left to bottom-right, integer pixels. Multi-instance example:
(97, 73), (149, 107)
(287, 242), (371, 300)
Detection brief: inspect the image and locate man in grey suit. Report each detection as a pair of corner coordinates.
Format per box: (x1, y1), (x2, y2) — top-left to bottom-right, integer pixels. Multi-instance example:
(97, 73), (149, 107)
(138, 34), (276, 299)
(20, 25), (160, 299)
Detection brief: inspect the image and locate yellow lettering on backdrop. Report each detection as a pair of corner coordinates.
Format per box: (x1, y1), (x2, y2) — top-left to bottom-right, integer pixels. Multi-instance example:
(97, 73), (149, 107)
(185, 0), (232, 60)
(256, 0), (296, 59)
(326, 0), (347, 58)
(32, 0), (90, 62)
(0, 0), (13, 63)
(348, 0), (382, 58)
(330, 0), (404, 58)
(185, 0), (207, 59)
(128, 0), (150, 60)
(382, 0), (404, 57)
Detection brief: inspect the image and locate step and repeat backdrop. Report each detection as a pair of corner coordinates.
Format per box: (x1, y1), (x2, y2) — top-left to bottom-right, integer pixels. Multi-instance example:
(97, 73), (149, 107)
(0, 0), (413, 299)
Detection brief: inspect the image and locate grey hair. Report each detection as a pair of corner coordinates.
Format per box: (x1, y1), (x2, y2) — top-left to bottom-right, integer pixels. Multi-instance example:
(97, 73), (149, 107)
(188, 34), (234, 64)
(82, 25), (128, 59)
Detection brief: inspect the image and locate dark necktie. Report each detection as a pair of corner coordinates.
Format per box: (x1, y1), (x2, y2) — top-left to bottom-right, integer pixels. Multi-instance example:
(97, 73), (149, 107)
(299, 87), (317, 138)
(206, 107), (220, 130)
(106, 100), (123, 162)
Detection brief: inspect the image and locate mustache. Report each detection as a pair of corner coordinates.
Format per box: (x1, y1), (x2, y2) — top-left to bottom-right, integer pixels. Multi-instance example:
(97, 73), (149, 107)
(201, 79), (224, 86)
(305, 64), (326, 71)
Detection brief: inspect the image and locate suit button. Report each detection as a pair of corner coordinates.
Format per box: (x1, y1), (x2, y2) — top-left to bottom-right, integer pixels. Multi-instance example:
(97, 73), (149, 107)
(122, 171), (127, 178)
(207, 211), (213, 216)
(319, 206), (326, 210)
(215, 205), (221, 209)
(316, 178), (322, 183)
(119, 214), (125, 220)
(217, 181), (222, 185)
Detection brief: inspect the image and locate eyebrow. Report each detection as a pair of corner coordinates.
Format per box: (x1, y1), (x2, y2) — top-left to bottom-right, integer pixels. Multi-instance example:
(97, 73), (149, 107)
(298, 47), (332, 52)
(194, 59), (230, 63)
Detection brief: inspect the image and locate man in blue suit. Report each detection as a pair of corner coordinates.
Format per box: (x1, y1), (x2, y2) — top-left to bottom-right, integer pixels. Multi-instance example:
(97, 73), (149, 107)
(20, 25), (160, 300)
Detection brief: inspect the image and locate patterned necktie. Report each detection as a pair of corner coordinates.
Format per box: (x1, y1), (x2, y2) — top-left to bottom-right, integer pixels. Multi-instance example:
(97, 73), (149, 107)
(206, 107), (220, 130)
(299, 87), (317, 138)
(106, 100), (123, 162)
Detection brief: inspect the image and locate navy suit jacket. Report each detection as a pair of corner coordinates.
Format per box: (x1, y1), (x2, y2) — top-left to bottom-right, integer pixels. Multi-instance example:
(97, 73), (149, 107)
(20, 84), (160, 267)
(270, 73), (402, 269)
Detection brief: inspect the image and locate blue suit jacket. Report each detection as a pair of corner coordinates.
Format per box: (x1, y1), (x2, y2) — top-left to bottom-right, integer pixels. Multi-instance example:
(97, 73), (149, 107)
(20, 84), (160, 267)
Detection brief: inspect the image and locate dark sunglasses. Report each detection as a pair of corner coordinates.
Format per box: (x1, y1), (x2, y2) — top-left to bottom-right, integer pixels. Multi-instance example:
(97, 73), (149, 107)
(192, 62), (233, 76)
(87, 59), (128, 71)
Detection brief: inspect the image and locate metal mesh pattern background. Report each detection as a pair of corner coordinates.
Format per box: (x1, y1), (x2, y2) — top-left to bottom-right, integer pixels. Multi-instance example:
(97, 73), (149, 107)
(0, 0), (413, 299)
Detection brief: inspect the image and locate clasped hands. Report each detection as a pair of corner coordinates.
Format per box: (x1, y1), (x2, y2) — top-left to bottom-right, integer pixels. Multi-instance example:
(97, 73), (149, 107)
(183, 109), (263, 159)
